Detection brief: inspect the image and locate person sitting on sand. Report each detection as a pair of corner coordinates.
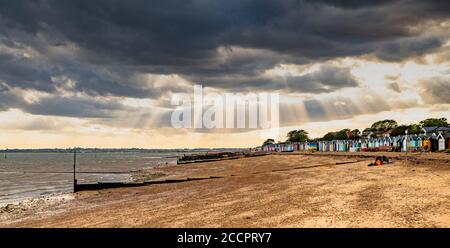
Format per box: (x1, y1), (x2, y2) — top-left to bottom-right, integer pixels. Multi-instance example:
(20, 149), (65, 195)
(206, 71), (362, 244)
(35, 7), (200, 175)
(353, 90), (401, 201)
(375, 156), (383, 166)
(368, 156), (390, 166)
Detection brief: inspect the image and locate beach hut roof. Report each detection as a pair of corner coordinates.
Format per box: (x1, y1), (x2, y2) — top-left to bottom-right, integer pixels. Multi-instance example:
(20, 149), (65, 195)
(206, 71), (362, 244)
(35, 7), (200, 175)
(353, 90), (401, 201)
(423, 126), (450, 134)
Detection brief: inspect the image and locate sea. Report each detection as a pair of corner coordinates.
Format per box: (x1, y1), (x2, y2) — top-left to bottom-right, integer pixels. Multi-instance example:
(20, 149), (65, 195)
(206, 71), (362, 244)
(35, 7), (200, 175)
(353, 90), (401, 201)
(0, 151), (183, 206)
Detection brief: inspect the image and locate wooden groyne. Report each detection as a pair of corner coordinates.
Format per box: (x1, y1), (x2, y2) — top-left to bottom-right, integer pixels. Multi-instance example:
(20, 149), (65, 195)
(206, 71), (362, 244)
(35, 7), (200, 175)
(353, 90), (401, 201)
(73, 152), (274, 192)
(74, 175), (225, 192)
(177, 151), (269, 164)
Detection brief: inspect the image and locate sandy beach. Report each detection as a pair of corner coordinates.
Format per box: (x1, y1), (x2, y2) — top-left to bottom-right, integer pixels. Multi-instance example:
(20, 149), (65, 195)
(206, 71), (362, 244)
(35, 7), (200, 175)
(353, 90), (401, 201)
(1, 152), (450, 227)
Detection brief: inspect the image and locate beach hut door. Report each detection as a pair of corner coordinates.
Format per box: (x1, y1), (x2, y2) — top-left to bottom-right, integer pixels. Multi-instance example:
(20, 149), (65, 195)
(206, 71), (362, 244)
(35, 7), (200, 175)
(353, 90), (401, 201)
(439, 139), (445, 151)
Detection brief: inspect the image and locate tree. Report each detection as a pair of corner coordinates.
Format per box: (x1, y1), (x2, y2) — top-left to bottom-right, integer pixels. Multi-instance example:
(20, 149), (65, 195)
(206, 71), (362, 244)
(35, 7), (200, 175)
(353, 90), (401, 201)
(323, 132), (334, 141)
(419, 118), (448, 127)
(370, 119), (398, 131)
(391, 124), (423, 136)
(390, 125), (409, 136)
(322, 132), (336, 141)
(363, 127), (375, 133)
(408, 124), (422, 134)
(262, 138), (275, 146)
(286, 130), (309, 142)
(335, 129), (350, 140)
(350, 129), (361, 140)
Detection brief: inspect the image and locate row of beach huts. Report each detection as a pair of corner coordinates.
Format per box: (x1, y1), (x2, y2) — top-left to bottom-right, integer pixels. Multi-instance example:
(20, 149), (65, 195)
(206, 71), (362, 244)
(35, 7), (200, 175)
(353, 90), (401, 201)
(258, 126), (450, 153)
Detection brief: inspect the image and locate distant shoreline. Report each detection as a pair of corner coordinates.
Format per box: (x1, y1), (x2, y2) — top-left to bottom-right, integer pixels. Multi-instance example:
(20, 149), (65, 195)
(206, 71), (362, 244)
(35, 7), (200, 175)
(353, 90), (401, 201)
(0, 148), (248, 153)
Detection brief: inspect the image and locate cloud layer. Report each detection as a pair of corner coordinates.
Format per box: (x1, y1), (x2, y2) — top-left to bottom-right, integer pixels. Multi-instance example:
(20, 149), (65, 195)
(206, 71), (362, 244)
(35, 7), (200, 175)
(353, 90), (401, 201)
(0, 0), (449, 138)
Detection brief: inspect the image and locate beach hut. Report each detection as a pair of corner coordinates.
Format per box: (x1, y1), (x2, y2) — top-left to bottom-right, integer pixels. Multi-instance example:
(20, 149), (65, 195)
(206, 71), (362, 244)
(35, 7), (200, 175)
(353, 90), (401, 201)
(348, 140), (359, 152)
(323, 141), (328, 152)
(361, 139), (368, 149)
(323, 141), (330, 152)
(402, 136), (408, 152)
(274, 143), (280, 152)
(428, 134), (439, 152)
(336, 140), (342, 151)
(321, 141), (328, 152)
(268, 144), (276, 152)
(446, 133), (450, 149)
(422, 136), (432, 151)
(392, 136), (401, 150)
(342, 140), (348, 151)
(405, 136), (419, 151)
(398, 136), (405, 149)
(445, 133), (450, 149)
(383, 136), (393, 147)
(308, 142), (318, 151)
(415, 136), (423, 150)
(280, 143), (294, 152)
(409, 136), (422, 151)
(437, 133), (446, 151)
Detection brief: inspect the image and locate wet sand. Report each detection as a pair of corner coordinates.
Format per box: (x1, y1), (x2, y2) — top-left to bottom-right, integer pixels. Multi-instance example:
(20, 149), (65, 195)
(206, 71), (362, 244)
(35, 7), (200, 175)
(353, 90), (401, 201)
(1, 153), (450, 227)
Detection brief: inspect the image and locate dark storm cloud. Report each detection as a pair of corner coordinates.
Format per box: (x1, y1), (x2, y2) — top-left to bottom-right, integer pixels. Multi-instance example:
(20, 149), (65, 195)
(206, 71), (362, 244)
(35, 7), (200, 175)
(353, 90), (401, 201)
(22, 96), (131, 118)
(209, 65), (359, 93)
(0, 90), (22, 111)
(305, 0), (395, 9)
(0, 53), (55, 93)
(288, 66), (359, 92)
(0, 87), (132, 118)
(375, 36), (445, 62)
(0, 0), (449, 118)
(1, 0), (449, 65)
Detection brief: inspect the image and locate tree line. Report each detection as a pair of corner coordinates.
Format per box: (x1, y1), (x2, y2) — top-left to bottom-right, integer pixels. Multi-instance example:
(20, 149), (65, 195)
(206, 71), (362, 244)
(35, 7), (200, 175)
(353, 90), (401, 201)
(262, 117), (449, 146)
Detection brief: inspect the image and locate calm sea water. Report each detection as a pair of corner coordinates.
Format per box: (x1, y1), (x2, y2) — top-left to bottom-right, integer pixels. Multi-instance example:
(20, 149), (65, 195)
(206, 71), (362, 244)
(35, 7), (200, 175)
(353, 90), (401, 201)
(0, 152), (178, 206)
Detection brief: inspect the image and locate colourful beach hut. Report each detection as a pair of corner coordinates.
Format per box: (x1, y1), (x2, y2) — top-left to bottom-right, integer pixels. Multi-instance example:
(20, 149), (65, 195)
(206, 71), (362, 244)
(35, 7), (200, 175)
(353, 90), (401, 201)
(361, 139), (368, 149)
(422, 136), (432, 151)
(437, 133), (445, 151)
(446, 133), (450, 149)
(308, 142), (318, 151)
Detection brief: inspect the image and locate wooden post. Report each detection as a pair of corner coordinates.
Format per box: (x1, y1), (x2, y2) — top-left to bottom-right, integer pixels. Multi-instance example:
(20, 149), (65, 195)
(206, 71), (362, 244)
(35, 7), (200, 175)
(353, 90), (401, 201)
(405, 130), (408, 162)
(73, 149), (77, 192)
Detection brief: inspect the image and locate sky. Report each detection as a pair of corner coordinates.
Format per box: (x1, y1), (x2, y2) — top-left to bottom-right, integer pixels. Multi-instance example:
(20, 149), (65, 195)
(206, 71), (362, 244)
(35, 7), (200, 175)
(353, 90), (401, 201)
(0, 0), (449, 148)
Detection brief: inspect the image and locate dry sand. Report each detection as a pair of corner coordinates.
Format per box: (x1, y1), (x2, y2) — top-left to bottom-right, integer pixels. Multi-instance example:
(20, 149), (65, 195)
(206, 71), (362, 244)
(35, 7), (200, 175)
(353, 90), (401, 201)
(1, 153), (450, 227)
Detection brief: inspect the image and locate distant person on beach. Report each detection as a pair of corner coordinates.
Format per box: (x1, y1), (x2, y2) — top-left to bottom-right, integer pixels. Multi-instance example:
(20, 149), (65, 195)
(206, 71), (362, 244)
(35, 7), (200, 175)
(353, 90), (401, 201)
(368, 156), (390, 166)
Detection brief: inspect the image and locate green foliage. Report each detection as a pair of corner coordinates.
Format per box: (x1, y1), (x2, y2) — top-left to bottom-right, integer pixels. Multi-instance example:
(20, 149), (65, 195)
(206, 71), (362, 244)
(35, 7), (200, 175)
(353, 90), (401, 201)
(370, 119), (398, 131)
(350, 129), (361, 140)
(335, 129), (350, 140)
(408, 124), (422, 134)
(262, 138), (275, 146)
(363, 127), (376, 132)
(419, 118), (448, 127)
(322, 132), (336, 141)
(390, 125), (409, 136)
(321, 129), (359, 140)
(286, 130), (309, 142)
